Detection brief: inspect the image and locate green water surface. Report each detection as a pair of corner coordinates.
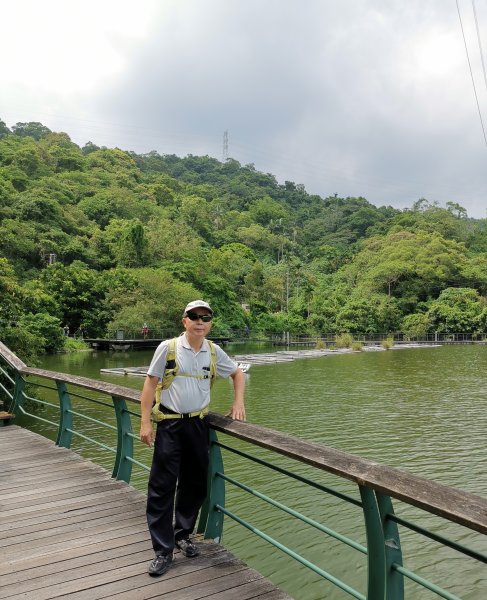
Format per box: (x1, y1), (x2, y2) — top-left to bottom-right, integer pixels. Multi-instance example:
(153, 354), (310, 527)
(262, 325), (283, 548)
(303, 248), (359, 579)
(22, 344), (486, 599)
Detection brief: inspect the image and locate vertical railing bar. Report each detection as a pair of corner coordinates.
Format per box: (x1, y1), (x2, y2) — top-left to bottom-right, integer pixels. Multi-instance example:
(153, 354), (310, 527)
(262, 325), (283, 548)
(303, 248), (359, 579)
(56, 382), (73, 448)
(376, 492), (404, 600)
(10, 373), (26, 418)
(198, 429), (225, 541)
(359, 485), (387, 600)
(112, 395), (133, 483)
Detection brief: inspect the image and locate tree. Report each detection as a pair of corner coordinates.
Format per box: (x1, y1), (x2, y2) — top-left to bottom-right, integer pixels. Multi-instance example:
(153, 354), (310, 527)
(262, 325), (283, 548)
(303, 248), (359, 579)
(248, 196), (290, 228)
(40, 132), (84, 172)
(402, 313), (430, 339)
(40, 261), (109, 335)
(427, 288), (486, 334)
(107, 268), (201, 334)
(207, 243), (257, 298)
(0, 258), (22, 326)
(12, 122), (52, 140)
(0, 119), (11, 139)
(18, 312), (64, 353)
(118, 220), (150, 267)
(81, 141), (101, 155)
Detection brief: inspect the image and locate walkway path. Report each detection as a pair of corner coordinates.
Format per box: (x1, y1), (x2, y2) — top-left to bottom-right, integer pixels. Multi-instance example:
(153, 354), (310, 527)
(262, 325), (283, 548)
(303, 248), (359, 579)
(0, 426), (291, 600)
(100, 343), (440, 377)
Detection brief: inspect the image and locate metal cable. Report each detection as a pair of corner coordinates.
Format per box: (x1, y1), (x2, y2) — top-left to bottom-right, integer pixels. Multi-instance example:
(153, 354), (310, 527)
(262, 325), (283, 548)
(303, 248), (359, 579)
(472, 0), (487, 93)
(456, 0), (487, 147)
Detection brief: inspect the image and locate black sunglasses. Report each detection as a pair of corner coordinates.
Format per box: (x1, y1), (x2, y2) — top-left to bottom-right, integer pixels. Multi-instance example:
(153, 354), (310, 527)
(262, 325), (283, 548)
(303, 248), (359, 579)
(185, 311), (213, 322)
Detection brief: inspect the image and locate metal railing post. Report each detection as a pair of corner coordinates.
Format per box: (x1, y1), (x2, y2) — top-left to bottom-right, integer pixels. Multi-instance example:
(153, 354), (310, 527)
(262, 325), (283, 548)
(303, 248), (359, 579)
(10, 372), (26, 418)
(112, 395), (133, 483)
(376, 492), (404, 600)
(197, 429), (225, 542)
(55, 381), (73, 448)
(359, 485), (387, 599)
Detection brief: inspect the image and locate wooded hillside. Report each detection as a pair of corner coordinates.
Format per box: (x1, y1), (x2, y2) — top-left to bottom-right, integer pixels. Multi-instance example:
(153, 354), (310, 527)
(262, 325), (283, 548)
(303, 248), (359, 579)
(1, 119), (487, 359)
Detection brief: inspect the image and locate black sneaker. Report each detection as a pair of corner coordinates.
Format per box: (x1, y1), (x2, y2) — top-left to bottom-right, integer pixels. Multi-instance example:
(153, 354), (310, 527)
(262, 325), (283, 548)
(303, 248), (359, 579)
(148, 553), (173, 576)
(175, 537), (199, 558)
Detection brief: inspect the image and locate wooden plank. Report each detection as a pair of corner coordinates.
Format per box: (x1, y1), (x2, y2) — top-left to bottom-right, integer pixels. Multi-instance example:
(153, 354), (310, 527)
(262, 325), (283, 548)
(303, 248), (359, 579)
(194, 577), (279, 600)
(0, 459), (102, 485)
(0, 485), (142, 521)
(0, 531), (151, 576)
(2, 550), (240, 600)
(1, 542), (225, 588)
(0, 474), (114, 502)
(0, 447), (77, 463)
(0, 427), (292, 600)
(136, 568), (267, 600)
(0, 479), (135, 511)
(0, 540), (154, 587)
(22, 366), (141, 404)
(4, 519), (149, 562)
(0, 463), (110, 491)
(47, 556), (250, 600)
(2, 513), (147, 549)
(0, 494), (141, 535)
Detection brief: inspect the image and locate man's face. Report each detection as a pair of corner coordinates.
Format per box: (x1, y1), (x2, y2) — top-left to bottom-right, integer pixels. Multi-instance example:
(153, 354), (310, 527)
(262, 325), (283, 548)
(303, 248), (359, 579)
(182, 309), (213, 336)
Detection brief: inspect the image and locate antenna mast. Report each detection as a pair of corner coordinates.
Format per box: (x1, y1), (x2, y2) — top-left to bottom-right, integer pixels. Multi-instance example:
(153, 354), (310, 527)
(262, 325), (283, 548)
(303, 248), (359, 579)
(222, 130), (229, 162)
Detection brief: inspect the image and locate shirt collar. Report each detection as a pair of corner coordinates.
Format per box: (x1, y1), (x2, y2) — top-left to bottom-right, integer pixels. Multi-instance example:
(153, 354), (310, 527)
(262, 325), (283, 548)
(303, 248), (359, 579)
(181, 333), (208, 352)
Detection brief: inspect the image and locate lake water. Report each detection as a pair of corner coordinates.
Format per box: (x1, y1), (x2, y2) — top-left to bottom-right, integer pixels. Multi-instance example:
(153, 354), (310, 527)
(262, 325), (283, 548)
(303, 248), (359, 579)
(22, 344), (487, 599)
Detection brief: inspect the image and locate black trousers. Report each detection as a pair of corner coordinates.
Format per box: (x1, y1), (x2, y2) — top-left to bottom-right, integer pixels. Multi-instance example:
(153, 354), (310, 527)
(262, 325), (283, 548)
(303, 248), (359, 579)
(146, 416), (209, 555)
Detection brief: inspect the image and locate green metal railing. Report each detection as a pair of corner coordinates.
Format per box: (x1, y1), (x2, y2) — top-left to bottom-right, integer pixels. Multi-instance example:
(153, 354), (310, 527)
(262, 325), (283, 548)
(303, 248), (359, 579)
(0, 340), (485, 599)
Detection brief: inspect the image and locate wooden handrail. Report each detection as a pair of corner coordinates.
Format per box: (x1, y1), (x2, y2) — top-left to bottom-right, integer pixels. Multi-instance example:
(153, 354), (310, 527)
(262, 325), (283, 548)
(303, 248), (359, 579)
(208, 413), (487, 536)
(0, 341), (27, 371)
(22, 367), (140, 402)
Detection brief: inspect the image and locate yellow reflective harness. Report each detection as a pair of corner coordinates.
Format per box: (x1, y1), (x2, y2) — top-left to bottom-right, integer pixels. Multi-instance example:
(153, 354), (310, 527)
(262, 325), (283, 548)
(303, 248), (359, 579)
(151, 337), (216, 422)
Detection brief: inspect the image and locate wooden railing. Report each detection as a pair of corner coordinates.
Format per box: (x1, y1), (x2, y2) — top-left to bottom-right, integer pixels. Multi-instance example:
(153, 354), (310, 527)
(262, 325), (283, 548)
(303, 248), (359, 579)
(0, 340), (485, 600)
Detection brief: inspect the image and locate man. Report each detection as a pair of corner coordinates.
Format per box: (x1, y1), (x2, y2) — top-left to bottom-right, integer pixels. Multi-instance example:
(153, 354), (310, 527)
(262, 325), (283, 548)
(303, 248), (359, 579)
(139, 300), (246, 577)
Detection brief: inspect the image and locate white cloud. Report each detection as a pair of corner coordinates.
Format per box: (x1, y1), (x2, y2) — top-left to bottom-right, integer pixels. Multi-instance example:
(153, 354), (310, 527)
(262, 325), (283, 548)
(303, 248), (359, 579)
(1, 0), (486, 217)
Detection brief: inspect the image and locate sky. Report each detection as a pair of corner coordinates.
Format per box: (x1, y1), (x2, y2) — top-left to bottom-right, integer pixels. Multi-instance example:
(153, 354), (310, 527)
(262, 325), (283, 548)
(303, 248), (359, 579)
(2, 0), (487, 218)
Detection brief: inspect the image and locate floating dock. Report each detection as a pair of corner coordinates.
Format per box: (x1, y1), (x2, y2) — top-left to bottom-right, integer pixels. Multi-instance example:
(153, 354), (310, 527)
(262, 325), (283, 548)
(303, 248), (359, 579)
(100, 344), (439, 377)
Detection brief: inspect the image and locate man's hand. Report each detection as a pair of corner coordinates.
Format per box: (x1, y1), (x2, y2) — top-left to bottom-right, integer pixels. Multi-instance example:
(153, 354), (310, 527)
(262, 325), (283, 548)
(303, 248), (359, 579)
(226, 402), (246, 421)
(139, 374), (159, 446)
(227, 367), (246, 420)
(140, 422), (155, 447)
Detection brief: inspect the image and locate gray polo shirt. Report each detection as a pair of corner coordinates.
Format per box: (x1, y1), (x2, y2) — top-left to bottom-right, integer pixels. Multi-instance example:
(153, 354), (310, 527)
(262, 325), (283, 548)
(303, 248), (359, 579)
(147, 334), (238, 413)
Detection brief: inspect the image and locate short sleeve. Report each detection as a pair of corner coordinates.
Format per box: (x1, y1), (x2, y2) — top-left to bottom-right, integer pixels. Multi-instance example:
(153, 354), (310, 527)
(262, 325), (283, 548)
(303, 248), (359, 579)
(214, 343), (238, 378)
(147, 340), (170, 379)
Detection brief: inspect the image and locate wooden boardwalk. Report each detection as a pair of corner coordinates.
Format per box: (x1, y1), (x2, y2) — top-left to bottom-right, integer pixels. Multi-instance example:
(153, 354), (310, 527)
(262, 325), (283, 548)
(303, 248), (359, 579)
(0, 426), (291, 600)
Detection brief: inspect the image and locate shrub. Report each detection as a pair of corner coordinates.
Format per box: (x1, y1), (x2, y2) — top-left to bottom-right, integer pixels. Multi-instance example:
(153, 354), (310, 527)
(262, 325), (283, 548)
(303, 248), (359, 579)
(63, 337), (90, 352)
(315, 339), (326, 350)
(335, 333), (354, 348)
(17, 312), (64, 353)
(382, 337), (395, 350)
(351, 341), (363, 351)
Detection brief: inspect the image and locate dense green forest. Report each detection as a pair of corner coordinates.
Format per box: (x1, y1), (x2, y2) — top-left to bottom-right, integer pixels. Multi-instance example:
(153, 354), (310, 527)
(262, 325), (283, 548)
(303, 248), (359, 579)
(1, 119), (487, 360)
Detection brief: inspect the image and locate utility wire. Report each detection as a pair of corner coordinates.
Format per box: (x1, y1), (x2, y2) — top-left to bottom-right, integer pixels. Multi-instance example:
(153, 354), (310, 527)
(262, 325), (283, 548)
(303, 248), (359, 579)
(456, 0), (487, 147)
(471, 0), (487, 93)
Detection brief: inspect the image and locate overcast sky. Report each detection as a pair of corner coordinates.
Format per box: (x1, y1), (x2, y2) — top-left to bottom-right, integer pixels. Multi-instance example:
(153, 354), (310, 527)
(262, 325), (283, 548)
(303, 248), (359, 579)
(2, 0), (487, 217)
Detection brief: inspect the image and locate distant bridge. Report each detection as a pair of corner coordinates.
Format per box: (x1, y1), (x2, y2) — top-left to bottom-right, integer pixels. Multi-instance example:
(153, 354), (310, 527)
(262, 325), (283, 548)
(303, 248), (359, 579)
(83, 330), (487, 351)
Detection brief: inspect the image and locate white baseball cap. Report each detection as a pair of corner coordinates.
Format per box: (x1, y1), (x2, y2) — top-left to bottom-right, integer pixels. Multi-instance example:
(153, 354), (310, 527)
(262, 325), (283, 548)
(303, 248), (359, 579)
(183, 300), (213, 316)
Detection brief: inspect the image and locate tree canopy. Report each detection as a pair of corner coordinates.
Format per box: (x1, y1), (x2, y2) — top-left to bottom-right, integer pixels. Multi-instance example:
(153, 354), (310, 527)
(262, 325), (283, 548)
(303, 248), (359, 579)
(1, 118), (487, 359)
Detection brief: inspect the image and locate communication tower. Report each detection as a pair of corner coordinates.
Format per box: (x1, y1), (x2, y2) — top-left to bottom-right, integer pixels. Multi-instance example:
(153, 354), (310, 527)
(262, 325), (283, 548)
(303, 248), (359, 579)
(222, 130), (229, 162)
